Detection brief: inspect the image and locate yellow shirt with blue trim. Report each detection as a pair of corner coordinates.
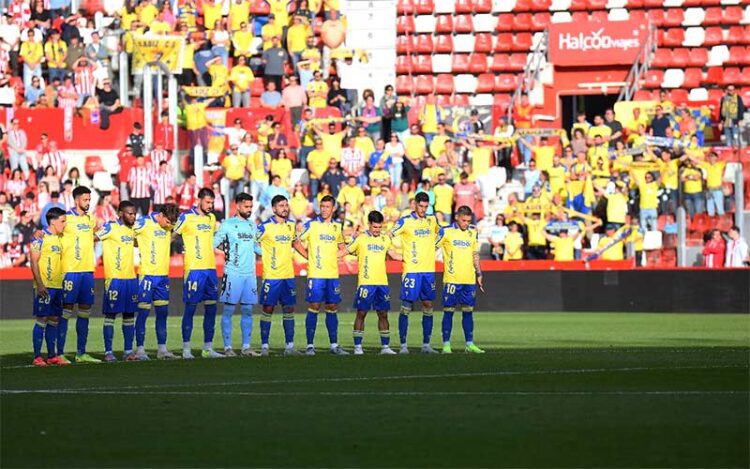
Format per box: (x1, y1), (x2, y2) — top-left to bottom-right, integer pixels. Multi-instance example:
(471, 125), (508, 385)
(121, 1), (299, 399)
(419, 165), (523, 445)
(134, 213), (172, 277)
(97, 221), (136, 280)
(257, 217), (296, 280)
(437, 224), (479, 285)
(61, 209), (96, 272)
(31, 229), (64, 289)
(348, 231), (391, 286)
(174, 208), (217, 272)
(295, 217), (344, 279)
(390, 212), (440, 274)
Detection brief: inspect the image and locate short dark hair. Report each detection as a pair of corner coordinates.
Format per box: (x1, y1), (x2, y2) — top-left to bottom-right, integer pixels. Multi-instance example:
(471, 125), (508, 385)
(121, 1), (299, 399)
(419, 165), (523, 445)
(159, 203), (179, 223)
(134, 122), (142, 130)
(72, 186), (91, 198)
(415, 192), (429, 204)
(730, 225), (741, 234)
(118, 200), (136, 212)
(320, 195), (335, 206)
(459, 171), (469, 180)
(368, 210), (384, 223)
(235, 192), (253, 203)
(45, 207), (66, 225)
(50, 191), (60, 198)
(271, 195), (288, 207)
(455, 205), (473, 218)
(197, 187), (215, 199)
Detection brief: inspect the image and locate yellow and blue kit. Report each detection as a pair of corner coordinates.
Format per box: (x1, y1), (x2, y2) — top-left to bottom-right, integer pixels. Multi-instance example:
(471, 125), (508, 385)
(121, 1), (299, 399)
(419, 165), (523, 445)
(391, 212), (440, 302)
(31, 229), (64, 317)
(348, 231), (392, 312)
(61, 208), (96, 305)
(97, 221), (138, 314)
(174, 208), (219, 304)
(437, 223), (479, 307)
(257, 217), (297, 307)
(296, 216), (345, 304)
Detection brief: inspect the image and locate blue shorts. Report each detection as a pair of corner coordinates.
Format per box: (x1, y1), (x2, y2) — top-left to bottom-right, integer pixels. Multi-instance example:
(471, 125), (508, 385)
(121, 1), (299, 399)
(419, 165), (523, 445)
(305, 278), (341, 305)
(183, 269), (219, 304)
(62, 272), (95, 305)
(138, 275), (170, 306)
(103, 278), (139, 314)
(353, 285), (391, 312)
(442, 283), (477, 308)
(400, 272), (436, 303)
(260, 278), (296, 307)
(33, 287), (63, 317)
(220, 273), (259, 305)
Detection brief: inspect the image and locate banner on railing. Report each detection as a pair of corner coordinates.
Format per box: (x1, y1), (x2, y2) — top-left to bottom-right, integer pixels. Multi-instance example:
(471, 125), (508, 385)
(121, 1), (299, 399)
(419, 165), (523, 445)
(548, 20), (648, 67)
(132, 35), (184, 74)
(182, 86), (226, 98)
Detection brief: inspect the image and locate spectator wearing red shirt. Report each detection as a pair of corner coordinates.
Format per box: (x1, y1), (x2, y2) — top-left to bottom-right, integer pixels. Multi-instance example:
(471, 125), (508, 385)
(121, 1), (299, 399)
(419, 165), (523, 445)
(177, 173), (198, 212)
(118, 145), (136, 198)
(453, 171), (480, 221)
(702, 229), (725, 269)
(153, 111), (175, 152)
(513, 94), (533, 167)
(128, 156), (152, 215)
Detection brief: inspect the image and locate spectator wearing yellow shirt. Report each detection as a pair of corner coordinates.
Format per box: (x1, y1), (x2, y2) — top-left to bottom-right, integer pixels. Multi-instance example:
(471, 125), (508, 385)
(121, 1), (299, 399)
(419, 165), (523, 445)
(232, 22), (256, 57)
(261, 14), (283, 50)
(586, 115), (612, 145)
(247, 149), (272, 213)
(313, 121), (346, 160)
(681, 160), (704, 218)
(322, 0), (339, 18)
(586, 135), (609, 168)
(228, 0), (250, 31)
(544, 228), (581, 262)
(266, 0), (292, 26)
(597, 224), (626, 261)
(517, 136), (555, 172)
(421, 156), (445, 185)
(183, 96), (210, 154)
(119, 1), (139, 30)
(417, 95), (446, 144)
(270, 148), (293, 188)
(287, 15), (311, 68)
(306, 70), (328, 108)
(547, 155), (568, 201)
(222, 145), (249, 199)
(698, 152), (726, 217)
(44, 29), (67, 83)
(20, 29), (43, 88)
(368, 160), (391, 196)
(290, 184), (313, 222)
(657, 149), (685, 215)
(571, 111), (591, 137)
(428, 123), (450, 159)
(354, 127), (375, 161)
(503, 222), (524, 261)
(176, 23), (197, 85)
(300, 37), (322, 72)
(628, 219), (645, 267)
(149, 11), (173, 34)
(432, 173), (454, 223)
(625, 107), (650, 134)
(206, 56), (230, 106)
(229, 55), (254, 107)
(139, 0), (160, 25)
(638, 171), (659, 230)
(463, 138), (495, 179)
(595, 182), (629, 228)
(337, 176), (365, 212)
(306, 139), (329, 198)
(522, 212), (548, 260)
(202, 0), (223, 30)
(403, 124), (426, 188)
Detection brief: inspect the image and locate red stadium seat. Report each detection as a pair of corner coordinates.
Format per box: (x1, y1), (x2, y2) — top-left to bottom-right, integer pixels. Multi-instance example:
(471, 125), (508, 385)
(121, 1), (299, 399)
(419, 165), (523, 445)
(670, 89), (689, 104)
(473, 0), (492, 13)
(530, 0), (551, 10)
(474, 33), (494, 53)
(683, 68), (703, 88)
(412, 54), (433, 73)
(722, 67), (742, 86)
(84, 156), (104, 177)
(628, 10), (646, 24)
(250, 0), (270, 14)
(531, 12), (551, 31)
(454, 14), (474, 33)
(451, 94), (470, 106)
(435, 94), (451, 106)
(455, 0), (473, 13)
(514, 13), (532, 31)
(703, 27), (723, 46)
(688, 48), (709, 67)
(434, 34), (453, 52)
(469, 53), (488, 73)
(672, 48), (689, 68)
(495, 33), (513, 51)
(414, 0), (435, 14)
(707, 88), (723, 104)
(633, 89), (654, 101)
(740, 68), (750, 85)
(745, 26), (750, 45)
(476, 74), (495, 93)
(397, 0), (415, 15)
(644, 0), (663, 7)
(515, 0), (532, 10)
(396, 55), (413, 74)
(588, 0), (607, 9)
(722, 6), (743, 25)
(647, 9), (665, 27)
(704, 66), (724, 84)
(451, 54), (471, 73)
(396, 16), (415, 34)
(415, 75), (434, 94)
(250, 78), (265, 97)
(396, 75), (414, 95)
(662, 9), (684, 27)
(628, 0), (644, 7)
(743, 48), (750, 65)
(496, 13), (514, 31)
(513, 33), (533, 51)
(435, 15), (453, 34)
(509, 53), (527, 70)
(434, 74), (455, 94)
(415, 34), (434, 53)
(571, 11), (589, 23)
(570, 0), (587, 10)
(490, 54), (511, 71)
(493, 94), (512, 113)
(643, 69), (664, 88)
(662, 29), (685, 47)
(396, 35), (414, 54)
(651, 49), (672, 68)
(591, 10), (608, 23)
(728, 46), (745, 65)
(495, 74), (518, 91)
(703, 7), (722, 25)
(726, 26), (744, 45)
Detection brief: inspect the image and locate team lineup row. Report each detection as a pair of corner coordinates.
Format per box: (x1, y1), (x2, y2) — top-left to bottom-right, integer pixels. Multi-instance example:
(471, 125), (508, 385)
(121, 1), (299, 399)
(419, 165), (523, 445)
(29, 185), (486, 366)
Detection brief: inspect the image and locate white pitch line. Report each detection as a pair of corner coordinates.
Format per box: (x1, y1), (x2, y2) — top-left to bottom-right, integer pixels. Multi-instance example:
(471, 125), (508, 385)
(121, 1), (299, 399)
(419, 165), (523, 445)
(1, 365), (747, 394)
(0, 389), (746, 397)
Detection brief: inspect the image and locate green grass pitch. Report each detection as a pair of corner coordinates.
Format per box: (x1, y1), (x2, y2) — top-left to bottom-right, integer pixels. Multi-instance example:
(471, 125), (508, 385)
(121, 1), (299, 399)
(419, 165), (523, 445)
(1, 312), (748, 468)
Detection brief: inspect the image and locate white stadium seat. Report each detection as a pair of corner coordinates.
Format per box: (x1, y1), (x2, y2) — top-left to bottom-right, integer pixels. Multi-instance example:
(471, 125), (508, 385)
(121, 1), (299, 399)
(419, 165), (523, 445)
(434, 0), (455, 14)
(453, 35), (475, 53)
(605, 0), (626, 8)
(551, 12), (573, 23)
(742, 5), (750, 25)
(432, 54), (452, 73)
(492, 0), (516, 12)
(688, 87), (709, 101)
(454, 74), (478, 94)
(474, 14), (496, 32)
(663, 0), (684, 7)
(414, 15), (436, 33)
(550, 0), (572, 11)
(469, 94), (494, 106)
(683, 27), (705, 47)
(662, 69), (685, 88)
(682, 8), (705, 27)
(608, 8), (629, 21)
(707, 45), (729, 66)
(720, 0), (740, 4)
(532, 32), (547, 49)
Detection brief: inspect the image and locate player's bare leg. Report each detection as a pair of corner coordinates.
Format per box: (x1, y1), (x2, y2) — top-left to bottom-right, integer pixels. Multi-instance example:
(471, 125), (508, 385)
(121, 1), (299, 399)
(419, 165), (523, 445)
(352, 310), (367, 355)
(377, 311), (396, 355)
(305, 302), (321, 355)
(325, 303), (348, 355)
(421, 300), (438, 354)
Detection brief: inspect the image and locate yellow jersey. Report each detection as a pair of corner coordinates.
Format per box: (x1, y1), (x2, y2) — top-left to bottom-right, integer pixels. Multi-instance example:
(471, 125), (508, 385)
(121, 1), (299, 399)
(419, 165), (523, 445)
(587, 145), (609, 168)
(437, 224), (478, 285)
(404, 134), (426, 161)
(421, 166), (445, 184)
(639, 181), (659, 210)
(547, 165), (567, 197)
(659, 159), (680, 190)
(261, 22), (283, 49)
(525, 218), (547, 247)
(700, 160), (726, 189)
(270, 157), (293, 186)
(682, 167), (703, 194)
(229, 0), (250, 30)
(31, 229), (64, 289)
(347, 231), (391, 286)
(267, 0), (290, 25)
(174, 208), (217, 272)
(208, 63), (229, 89)
(61, 209), (96, 273)
(287, 23), (310, 53)
(503, 231), (524, 260)
(222, 153), (247, 180)
(44, 40), (67, 68)
(229, 65), (255, 91)
(471, 146), (493, 177)
(605, 192), (628, 224)
(433, 184), (454, 215)
(233, 30), (254, 56)
(598, 235), (624, 261)
(185, 102), (209, 131)
(418, 104), (443, 134)
(307, 149), (331, 179)
(319, 132), (343, 159)
(306, 80), (328, 108)
(391, 212), (440, 274)
(138, 3), (158, 24)
(257, 217), (296, 280)
(534, 146), (555, 172)
(134, 213), (172, 277)
(202, 2), (222, 30)
(587, 124), (612, 139)
(247, 150), (271, 182)
(301, 46), (321, 71)
(337, 185), (365, 211)
(19, 41), (43, 64)
(296, 217), (344, 279)
(97, 221), (136, 280)
(429, 134), (450, 159)
(550, 235), (575, 261)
